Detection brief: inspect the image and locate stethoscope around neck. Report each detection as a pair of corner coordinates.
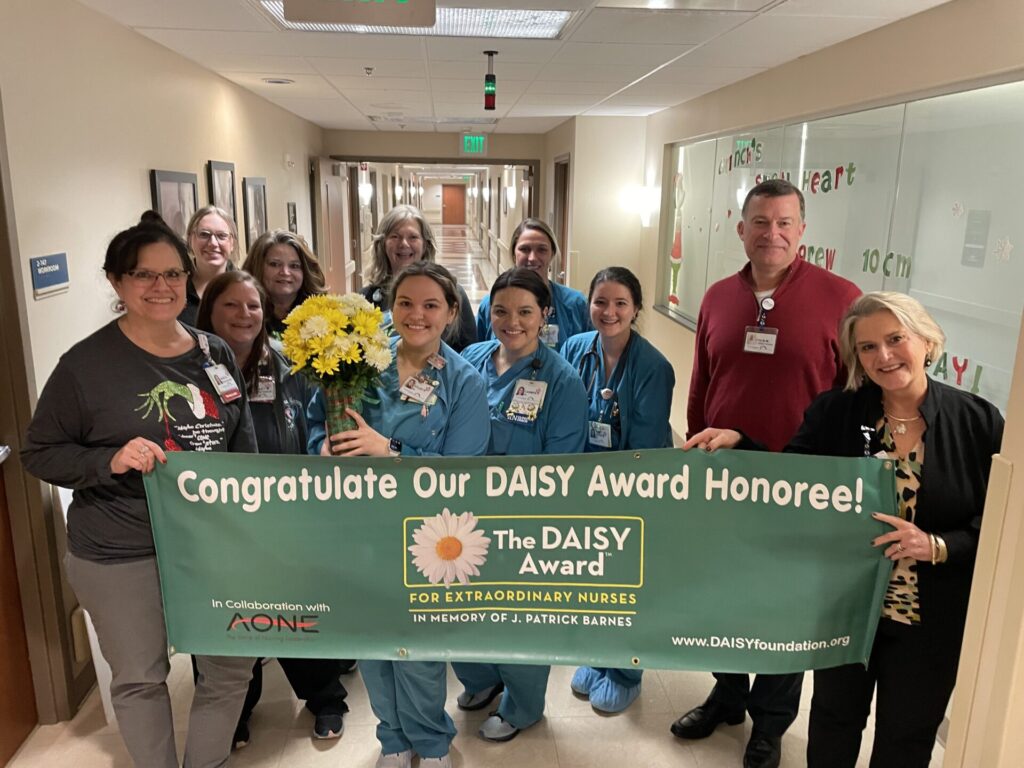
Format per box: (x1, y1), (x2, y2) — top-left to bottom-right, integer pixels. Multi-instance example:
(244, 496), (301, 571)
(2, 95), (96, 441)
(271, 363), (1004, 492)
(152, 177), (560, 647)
(578, 332), (633, 412)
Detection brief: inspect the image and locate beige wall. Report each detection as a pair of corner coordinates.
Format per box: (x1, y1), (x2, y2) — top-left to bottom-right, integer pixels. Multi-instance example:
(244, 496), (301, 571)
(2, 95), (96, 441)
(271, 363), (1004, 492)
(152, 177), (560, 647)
(2, 0), (325, 388)
(540, 118), (575, 238)
(640, 0), (1024, 440)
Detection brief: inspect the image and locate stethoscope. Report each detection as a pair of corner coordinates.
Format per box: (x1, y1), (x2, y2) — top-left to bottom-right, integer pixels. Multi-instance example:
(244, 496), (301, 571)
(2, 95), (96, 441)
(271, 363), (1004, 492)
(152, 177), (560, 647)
(578, 333), (633, 423)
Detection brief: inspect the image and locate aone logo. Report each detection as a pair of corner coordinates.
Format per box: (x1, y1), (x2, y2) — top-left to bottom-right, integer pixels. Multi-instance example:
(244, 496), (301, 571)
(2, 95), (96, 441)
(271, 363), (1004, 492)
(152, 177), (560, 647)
(226, 613), (319, 633)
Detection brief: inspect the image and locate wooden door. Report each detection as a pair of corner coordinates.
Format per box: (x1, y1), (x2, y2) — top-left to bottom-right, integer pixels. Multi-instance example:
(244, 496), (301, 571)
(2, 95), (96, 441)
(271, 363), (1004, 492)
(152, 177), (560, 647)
(552, 158), (570, 283)
(312, 158), (355, 293)
(0, 459), (37, 763)
(442, 184), (466, 225)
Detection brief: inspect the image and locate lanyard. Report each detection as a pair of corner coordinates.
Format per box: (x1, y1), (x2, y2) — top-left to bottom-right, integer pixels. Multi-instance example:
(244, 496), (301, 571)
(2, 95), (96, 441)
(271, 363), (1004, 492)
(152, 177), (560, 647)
(196, 332), (215, 366)
(755, 295), (775, 328)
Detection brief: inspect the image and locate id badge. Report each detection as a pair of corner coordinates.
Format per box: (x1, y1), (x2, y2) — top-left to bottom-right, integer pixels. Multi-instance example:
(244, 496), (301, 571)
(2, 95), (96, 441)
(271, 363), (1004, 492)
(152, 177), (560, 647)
(588, 420), (612, 448)
(400, 373), (439, 405)
(506, 379), (548, 424)
(427, 352), (446, 370)
(743, 326), (779, 355)
(540, 323), (560, 348)
(250, 375), (276, 403)
(204, 363), (242, 403)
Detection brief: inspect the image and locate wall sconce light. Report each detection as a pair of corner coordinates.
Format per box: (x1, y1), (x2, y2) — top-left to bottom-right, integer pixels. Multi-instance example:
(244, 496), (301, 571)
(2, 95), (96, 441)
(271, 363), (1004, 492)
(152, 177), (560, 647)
(619, 184), (661, 228)
(395, 183), (404, 201)
(419, 185), (425, 197)
(482, 186), (490, 202)
(505, 184), (517, 208)
(358, 182), (373, 206)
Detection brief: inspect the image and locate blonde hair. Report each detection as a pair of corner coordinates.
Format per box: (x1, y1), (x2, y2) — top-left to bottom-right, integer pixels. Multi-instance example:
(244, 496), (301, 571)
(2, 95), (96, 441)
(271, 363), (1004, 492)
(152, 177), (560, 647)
(839, 291), (946, 391)
(185, 205), (240, 263)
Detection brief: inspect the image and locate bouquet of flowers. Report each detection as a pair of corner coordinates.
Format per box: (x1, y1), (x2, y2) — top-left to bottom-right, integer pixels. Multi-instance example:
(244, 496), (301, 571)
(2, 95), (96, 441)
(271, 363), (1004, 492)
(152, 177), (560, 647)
(280, 293), (392, 437)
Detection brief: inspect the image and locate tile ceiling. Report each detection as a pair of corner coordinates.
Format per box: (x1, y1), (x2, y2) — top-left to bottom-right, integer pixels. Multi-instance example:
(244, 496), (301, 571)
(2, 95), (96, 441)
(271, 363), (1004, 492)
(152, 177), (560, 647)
(76, 0), (952, 134)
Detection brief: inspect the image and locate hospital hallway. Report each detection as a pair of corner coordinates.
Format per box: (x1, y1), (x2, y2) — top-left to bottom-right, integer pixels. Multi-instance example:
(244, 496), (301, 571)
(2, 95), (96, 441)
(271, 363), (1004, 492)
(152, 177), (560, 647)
(434, 224), (496, 311)
(5, 655), (944, 768)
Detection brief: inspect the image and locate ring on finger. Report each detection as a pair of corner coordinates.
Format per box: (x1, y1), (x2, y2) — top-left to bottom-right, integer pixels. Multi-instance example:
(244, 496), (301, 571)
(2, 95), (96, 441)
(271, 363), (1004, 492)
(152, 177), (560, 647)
(896, 543), (904, 552)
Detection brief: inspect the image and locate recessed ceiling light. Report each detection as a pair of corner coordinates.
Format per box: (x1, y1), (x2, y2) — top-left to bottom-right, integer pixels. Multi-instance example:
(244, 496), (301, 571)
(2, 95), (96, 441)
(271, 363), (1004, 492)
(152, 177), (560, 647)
(262, 77), (295, 85)
(261, 2), (573, 39)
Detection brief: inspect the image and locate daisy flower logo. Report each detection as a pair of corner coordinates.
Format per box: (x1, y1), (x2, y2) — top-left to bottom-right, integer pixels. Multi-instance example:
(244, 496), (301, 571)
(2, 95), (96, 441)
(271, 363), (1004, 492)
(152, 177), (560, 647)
(409, 509), (491, 587)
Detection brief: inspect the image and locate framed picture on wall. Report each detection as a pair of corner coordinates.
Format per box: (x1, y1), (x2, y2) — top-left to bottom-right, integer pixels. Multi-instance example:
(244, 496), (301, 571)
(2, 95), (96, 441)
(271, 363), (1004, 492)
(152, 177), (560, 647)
(206, 160), (237, 223)
(242, 177), (268, 251)
(149, 169), (198, 239)
(287, 202), (298, 234)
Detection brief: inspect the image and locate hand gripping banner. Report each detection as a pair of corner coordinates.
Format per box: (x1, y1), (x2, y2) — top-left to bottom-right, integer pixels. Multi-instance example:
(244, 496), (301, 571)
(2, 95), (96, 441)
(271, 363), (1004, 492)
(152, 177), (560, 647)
(144, 448), (896, 674)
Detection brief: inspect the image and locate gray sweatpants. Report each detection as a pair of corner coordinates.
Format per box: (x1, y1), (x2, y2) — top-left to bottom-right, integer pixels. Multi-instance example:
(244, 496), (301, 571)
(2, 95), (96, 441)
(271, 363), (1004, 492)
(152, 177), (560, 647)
(66, 553), (254, 768)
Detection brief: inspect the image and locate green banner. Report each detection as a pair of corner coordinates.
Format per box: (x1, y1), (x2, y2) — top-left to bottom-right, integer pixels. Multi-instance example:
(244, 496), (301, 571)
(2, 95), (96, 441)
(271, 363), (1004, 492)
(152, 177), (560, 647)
(144, 448), (896, 674)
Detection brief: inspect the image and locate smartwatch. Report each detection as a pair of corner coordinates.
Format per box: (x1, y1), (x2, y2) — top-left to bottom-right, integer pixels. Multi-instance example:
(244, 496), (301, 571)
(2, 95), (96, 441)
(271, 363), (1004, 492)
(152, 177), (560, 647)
(388, 437), (403, 457)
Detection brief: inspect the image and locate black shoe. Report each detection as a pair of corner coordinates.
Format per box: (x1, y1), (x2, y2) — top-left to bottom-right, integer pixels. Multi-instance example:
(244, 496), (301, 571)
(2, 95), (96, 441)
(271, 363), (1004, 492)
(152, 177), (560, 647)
(313, 712), (345, 739)
(743, 732), (781, 768)
(670, 701), (745, 739)
(232, 720), (250, 750)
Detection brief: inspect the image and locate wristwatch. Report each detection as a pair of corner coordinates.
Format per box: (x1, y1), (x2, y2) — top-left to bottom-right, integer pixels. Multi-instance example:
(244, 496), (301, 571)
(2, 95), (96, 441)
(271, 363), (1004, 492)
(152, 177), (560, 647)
(388, 437), (403, 457)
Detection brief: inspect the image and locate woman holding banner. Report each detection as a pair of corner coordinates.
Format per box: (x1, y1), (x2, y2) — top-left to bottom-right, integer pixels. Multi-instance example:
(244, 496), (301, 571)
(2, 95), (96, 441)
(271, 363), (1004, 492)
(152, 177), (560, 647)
(196, 270), (350, 747)
(311, 261), (490, 768)
(560, 266), (675, 714)
(21, 212), (257, 768)
(453, 267), (588, 741)
(685, 292), (1004, 768)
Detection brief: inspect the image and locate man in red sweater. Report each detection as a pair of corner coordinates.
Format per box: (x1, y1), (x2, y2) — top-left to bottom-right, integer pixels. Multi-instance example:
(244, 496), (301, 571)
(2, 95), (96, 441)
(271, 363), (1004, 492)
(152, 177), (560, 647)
(672, 179), (860, 768)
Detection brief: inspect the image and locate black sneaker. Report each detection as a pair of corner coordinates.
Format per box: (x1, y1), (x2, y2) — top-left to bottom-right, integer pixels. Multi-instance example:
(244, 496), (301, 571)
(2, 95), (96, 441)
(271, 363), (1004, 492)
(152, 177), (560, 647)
(313, 712), (345, 740)
(232, 720), (250, 750)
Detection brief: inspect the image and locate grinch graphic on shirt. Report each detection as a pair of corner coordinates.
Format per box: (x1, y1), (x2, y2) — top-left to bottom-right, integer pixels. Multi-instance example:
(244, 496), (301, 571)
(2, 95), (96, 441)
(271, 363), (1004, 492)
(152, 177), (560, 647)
(136, 381), (227, 452)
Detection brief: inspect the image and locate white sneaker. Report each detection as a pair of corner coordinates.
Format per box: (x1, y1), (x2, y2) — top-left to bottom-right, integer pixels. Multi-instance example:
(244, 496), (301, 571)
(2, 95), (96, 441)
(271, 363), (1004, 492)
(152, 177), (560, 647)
(420, 756), (452, 768)
(375, 750), (413, 768)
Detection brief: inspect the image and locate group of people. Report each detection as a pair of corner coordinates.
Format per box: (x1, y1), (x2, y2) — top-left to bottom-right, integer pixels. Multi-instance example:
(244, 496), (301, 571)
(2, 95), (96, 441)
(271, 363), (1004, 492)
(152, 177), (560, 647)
(20, 178), (1003, 768)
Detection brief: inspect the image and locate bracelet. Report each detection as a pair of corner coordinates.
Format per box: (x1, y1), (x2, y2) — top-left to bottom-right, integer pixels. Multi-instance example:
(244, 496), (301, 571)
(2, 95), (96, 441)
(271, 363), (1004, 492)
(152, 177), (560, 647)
(929, 534), (938, 565)
(936, 535), (949, 564)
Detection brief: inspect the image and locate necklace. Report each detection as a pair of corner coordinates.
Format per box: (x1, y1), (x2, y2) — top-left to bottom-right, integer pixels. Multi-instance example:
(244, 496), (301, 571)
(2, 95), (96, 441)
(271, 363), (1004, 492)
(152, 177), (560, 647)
(884, 411), (922, 435)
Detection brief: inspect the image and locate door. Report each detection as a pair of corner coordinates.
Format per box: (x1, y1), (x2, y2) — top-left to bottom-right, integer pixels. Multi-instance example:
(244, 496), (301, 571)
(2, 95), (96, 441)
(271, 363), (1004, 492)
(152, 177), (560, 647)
(442, 184), (466, 225)
(311, 158), (355, 293)
(345, 165), (364, 290)
(552, 157), (570, 283)
(0, 452), (37, 763)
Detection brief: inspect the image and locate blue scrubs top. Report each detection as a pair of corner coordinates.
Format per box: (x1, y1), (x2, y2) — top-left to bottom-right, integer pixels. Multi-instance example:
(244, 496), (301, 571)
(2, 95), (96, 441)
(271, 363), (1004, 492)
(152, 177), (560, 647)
(476, 281), (591, 350)
(561, 331), (675, 452)
(461, 340), (587, 456)
(307, 339), (490, 457)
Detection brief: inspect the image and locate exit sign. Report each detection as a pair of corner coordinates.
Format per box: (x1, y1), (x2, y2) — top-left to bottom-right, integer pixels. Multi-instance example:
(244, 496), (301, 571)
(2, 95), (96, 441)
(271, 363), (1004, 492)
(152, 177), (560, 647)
(459, 134), (488, 157)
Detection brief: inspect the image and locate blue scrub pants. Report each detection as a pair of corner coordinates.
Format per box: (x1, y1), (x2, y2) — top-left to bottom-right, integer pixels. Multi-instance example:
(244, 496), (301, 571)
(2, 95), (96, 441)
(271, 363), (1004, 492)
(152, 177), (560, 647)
(452, 662), (549, 728)
(361, 660), (455, 758)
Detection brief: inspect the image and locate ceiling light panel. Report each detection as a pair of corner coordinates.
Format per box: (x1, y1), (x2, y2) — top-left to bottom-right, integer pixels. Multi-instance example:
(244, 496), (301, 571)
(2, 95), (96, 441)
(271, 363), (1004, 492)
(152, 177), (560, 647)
(262, 2), (573, 38)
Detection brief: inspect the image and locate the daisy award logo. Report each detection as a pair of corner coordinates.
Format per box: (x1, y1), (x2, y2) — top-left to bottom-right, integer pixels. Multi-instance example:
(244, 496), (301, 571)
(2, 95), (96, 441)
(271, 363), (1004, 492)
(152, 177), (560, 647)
(408, 508), (491, 587)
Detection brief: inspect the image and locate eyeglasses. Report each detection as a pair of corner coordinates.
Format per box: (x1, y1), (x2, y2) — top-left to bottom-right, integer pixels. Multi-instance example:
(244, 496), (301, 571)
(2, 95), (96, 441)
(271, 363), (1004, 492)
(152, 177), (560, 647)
(125, 268), (189, 286)
(195, 229), (233, 242)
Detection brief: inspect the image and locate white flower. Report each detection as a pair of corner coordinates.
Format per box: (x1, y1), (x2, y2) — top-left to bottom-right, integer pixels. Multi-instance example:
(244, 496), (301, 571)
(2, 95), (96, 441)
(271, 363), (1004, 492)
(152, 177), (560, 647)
(365, 344), (392, 371)
(329, 335), (355, 356)
(340, 293), (373, 315)
(409, 509), (490, 587)
(300, 315), (330, 340)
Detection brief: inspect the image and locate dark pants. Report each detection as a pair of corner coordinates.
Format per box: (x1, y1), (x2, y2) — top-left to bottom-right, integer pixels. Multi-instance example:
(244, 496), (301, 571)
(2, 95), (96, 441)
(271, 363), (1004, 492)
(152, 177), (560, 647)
(192, 657), (350, 723)
(709, 671), (803, 736)
(807, 618), (958, 768)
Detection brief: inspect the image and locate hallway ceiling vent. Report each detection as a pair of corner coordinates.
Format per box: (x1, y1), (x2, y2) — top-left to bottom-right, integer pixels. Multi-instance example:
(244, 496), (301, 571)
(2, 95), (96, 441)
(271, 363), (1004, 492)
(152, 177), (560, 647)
(261, 2), (573, 38)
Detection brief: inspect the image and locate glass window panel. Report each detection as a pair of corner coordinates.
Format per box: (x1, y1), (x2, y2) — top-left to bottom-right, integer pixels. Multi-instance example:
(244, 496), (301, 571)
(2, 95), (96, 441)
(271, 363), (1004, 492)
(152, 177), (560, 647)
(889, 80), (1024, 409)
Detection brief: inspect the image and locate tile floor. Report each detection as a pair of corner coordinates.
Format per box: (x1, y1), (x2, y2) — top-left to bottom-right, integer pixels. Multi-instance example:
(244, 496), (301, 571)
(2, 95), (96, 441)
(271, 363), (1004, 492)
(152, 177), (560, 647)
(9, 655), (945, 767)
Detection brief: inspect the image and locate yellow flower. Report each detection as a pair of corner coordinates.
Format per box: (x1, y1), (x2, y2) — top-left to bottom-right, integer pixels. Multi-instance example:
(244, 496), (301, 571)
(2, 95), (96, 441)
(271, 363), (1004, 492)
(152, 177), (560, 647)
(312, 354), (340, 377)
(351, 309), (382, 337)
